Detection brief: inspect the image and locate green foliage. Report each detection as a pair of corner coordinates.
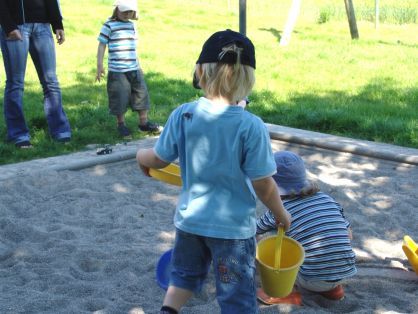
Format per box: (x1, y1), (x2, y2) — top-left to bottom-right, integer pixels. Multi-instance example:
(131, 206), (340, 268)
(318, 6), (334, 24)
(317, 1), (417, 25)
(0, 0), (417, 165)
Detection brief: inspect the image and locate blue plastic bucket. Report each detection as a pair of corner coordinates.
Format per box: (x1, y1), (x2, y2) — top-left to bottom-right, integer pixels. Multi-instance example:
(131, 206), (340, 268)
(156, 249), (172, 290)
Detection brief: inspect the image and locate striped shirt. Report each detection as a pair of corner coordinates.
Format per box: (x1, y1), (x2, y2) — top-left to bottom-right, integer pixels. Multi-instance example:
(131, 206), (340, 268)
(256, 192), (357, 281)
(97, 19), (139, 72)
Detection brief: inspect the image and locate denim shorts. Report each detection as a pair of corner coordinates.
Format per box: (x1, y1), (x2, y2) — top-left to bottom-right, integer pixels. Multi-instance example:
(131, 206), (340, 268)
(170, 228), (257, 314)
(106, 69), (150, 115)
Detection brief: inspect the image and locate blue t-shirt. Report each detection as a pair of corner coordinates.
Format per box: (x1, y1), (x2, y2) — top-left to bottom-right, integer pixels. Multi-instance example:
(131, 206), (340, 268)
(154, 97), (276, 239)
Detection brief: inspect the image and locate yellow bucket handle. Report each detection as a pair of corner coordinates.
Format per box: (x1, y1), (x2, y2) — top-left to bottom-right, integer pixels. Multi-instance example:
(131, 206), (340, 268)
(274, 226), (284, 270)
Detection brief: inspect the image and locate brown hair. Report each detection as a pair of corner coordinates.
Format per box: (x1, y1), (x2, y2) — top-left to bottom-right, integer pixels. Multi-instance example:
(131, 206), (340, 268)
(110, 7), (138, 20)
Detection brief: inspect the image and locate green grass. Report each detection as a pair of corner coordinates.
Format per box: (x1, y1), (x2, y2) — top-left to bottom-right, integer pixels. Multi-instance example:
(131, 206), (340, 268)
(0, 0), (417, 165)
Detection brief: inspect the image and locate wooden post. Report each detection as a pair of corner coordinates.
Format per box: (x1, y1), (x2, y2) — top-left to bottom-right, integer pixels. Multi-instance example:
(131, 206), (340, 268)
(239, 0), (247, 35)
(344, 0), (359, 39)
(375, 0), (379, 29)
(279, 0), (301, 46)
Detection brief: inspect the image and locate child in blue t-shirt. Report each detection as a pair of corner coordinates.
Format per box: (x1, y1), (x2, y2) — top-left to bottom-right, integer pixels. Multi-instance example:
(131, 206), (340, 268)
(256, 151), (356, 303)
(96, 0), (161, 138)
(136, 29), (291, 314)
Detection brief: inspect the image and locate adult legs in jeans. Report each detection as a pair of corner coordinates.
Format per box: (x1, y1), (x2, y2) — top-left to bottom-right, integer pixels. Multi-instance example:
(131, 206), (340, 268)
(30, 23), (71, 140)
(0, 25), (30, 144)
(0, 23), (71, 144)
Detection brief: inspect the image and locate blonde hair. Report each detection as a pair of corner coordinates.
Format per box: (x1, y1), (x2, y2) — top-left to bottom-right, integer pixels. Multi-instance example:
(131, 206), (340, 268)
(281, 182), (321, 200)
(195, 45), (255, 103)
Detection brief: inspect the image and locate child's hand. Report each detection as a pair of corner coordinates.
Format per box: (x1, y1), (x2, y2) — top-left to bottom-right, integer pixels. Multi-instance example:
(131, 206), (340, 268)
(275, 210), (291, 231)
(237, 97), (250, 108)
(139, 164), (151, 177)
(96, 67), (105, 82)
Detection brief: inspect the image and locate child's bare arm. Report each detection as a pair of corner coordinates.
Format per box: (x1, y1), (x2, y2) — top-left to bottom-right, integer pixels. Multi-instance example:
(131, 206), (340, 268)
(96, 42), (106, 82)
(136, 148), (169, 176)
(252, 177), (291, 230)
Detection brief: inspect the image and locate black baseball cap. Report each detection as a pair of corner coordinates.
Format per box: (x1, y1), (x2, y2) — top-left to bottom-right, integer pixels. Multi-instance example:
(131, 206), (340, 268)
(196, 29), (256, 69)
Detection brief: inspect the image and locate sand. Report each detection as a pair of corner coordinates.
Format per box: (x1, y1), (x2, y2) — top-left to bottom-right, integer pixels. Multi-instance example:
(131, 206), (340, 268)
(0, 137), (417, 314)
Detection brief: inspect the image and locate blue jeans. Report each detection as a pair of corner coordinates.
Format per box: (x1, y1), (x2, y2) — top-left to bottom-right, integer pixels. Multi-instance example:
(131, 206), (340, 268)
(171, 229), (258, 314)
(0, 23), (71, 144)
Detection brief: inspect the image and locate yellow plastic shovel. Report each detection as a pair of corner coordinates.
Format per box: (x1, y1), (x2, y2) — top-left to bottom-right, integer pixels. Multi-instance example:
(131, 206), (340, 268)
(274, 226), (285, 269)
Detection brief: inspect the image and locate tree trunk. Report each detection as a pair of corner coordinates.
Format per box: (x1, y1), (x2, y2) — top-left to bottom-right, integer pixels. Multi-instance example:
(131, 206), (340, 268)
(344, 0), (359, 39)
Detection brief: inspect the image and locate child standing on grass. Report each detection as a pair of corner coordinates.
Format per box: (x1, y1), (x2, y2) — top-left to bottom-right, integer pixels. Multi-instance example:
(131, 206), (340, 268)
(96, 0), (161, 139)
(136, 29), (291, 314)
(256, 151), (356, 303)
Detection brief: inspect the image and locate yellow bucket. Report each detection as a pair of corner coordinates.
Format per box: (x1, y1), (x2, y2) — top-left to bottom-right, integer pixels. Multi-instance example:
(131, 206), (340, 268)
(149, 163), (182, 186)
(256, 235), (305, 297)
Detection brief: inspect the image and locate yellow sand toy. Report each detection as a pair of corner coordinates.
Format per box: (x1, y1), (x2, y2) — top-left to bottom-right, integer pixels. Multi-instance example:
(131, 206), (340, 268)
(402, 235), (418, 275)
(149, 163), (182, 186)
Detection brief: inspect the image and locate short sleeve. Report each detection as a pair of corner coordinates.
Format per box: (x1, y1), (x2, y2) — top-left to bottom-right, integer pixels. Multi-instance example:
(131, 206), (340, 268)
(98, 22), (111, 44)
(154, 110), (180, 163)
(242, 119), (276, 180)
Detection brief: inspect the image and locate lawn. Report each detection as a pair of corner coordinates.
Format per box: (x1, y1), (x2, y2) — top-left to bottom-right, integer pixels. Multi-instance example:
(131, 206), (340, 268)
(0, 0), (417, 165)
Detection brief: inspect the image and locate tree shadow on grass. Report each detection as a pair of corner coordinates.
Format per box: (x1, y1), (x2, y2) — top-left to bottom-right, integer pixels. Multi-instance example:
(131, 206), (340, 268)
(259, 27), (301, 43)
(249, 76), (418, 149)
(0, 71), (417, 164)
(259, 27), (283, 43)
(0, 70), (198, 165)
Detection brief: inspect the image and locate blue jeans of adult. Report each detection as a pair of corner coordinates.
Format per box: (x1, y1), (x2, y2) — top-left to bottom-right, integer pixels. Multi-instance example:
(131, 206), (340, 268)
(0, 23), (71, 144)
(170, 228), (258, 314)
